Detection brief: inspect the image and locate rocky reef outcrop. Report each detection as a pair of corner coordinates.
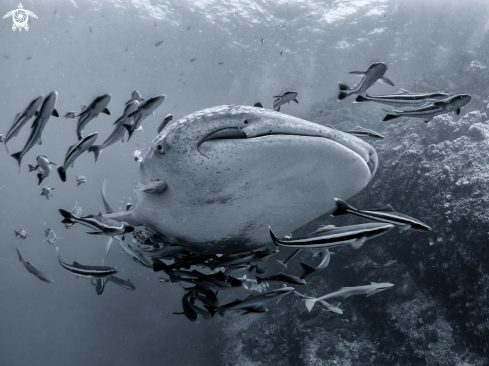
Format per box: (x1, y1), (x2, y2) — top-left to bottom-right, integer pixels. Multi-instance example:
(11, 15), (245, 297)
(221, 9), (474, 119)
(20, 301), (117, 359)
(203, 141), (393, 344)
(218, 109), (489, 365)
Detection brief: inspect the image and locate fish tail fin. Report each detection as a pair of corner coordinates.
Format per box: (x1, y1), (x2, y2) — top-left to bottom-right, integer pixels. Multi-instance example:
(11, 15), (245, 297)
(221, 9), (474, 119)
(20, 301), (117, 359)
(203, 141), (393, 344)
(57, 166), (66, 182)
(354, 95), (368, 103)
(331, 198), (354, 217)
(10, 151), (22, 170)
(88, 145), (102, 162)
(305, 298), (317, 312)
(37, 172), (45, 186)
(300, 262), (315, 272)
(383, 114), (399, 122)
(28, 164), (37, 172)
(58, 208), (76, 224)
(122, 124), (134, 141)
(56, 247), (62, 262)
(216, 307), (226, 318)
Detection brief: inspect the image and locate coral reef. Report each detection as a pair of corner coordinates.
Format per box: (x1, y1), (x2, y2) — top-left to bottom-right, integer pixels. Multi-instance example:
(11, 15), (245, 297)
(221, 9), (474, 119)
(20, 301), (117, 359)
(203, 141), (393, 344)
(219, 109), (489, 365)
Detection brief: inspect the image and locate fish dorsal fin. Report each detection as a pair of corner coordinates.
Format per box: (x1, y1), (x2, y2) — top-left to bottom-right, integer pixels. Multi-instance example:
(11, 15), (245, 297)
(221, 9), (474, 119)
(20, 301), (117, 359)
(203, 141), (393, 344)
(81, 105), (87, 112)
(393, 88), (410, 94)
(13, 112), (21, 123)
(349, 71), (365, 76)
(72, 261), (81, 266)
(371, 282), (377, 285)
(366, 204), (396, 212)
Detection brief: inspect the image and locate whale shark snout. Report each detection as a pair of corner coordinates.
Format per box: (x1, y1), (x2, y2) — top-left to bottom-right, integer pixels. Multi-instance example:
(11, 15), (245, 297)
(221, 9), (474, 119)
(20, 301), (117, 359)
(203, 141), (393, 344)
(119, 105), (379, 253)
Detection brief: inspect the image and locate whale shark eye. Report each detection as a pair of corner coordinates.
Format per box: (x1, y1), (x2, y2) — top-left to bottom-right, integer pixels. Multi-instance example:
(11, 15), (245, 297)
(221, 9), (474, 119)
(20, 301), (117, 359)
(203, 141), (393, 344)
(156, 144), (164, 154)
(244, 120), (248, 125)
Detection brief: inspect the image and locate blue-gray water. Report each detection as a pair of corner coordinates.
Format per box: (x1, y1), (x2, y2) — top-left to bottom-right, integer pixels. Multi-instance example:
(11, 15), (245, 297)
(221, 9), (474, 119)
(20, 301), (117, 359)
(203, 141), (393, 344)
(1, 1), (489, 365)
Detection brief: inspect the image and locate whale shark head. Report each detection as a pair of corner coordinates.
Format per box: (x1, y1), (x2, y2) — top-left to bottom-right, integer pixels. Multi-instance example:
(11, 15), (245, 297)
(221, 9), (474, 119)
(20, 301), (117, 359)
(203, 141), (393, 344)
(133, 105), (378, 254)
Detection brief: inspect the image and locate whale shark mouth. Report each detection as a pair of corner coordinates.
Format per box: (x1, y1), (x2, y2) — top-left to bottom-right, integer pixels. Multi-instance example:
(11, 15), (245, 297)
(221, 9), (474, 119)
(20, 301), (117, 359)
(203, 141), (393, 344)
(199, 127), (378, 177)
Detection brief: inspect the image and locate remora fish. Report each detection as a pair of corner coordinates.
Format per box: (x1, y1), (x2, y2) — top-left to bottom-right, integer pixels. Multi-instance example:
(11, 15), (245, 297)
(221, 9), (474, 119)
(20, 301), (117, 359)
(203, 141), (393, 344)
(383, 94), (472, 122)
(217, 286), (294, 316)
(76, 94), (111, 140)
(28, 155), (56, 186)
(303, 282), (394, 311)
(56, 247), (118, 278)
(272, 90), (298, 112)
(76, 176), (87, 186)
(331, 198), (432, 232)
(57, 132), (98, 182)
(10, 91), (59, 169)
(65, 202), (82, 229)
(157, 114), (173, 134)
(58, 208), (134, 236)
(125, 90), (144, 105)
(4, 95), (44, 152)
(40, 185), (55, 200)
(255, 272), (306, 286)
(354, 89), (449, 107)
(123, 94), (166, 141)
(14, 227), (30, 239)
(338, 62), (394, 101)
(269, 223), (393, 249)
(89, 101), (139, 162)
(107, 275), (136, 290)
(16, 247), (53, 283)
(343, 126), (385, 139)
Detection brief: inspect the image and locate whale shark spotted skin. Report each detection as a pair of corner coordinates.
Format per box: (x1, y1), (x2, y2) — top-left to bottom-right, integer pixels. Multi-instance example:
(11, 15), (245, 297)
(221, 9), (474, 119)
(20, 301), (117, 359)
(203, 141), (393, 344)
(104, 105), (379, 254)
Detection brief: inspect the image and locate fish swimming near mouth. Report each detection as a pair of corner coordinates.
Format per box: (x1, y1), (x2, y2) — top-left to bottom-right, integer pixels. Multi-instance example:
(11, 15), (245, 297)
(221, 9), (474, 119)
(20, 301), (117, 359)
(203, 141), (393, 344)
(123, 94), (165, 141)
(354, 89), (449, 108)
(76, 94), (111, 140)
(270, 223), (393, 250)
(16, 247), (53, 283)
(338, 62), (394, 101)
(28, 155), (56, 186)
(272, 90), (298, 112)
(58, 208), (134, 236)
(4, 95), (44, 153)
(331, 198), (432, 232)
(56, 247), (118, 278)
(383, 94), (472, 123)
(89, 100), (139, 162)
(102, 105), (379, 255)
(302, 282), (394, 311)
(10, 91), (59, 170)
(58, 132), (98, 182)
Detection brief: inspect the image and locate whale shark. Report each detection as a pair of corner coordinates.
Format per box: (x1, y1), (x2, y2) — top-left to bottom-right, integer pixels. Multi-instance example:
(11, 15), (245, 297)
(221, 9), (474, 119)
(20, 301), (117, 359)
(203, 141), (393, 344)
(103, 105), (378, 254)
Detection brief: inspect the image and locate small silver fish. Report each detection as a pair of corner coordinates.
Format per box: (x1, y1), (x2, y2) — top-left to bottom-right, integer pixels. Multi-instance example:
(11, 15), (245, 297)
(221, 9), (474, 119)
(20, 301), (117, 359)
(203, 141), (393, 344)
(133, 150), (142, 162)
(64, 112), (76, 118)
(338, 62), (394, 100)
(43, 224), (61, 244)
(40, 185), (55, 200)
(76, 176), (87, 186)
(28, 155), (56, 186)
(272, 91), (298, 112)
(14, 227), (30, 239)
